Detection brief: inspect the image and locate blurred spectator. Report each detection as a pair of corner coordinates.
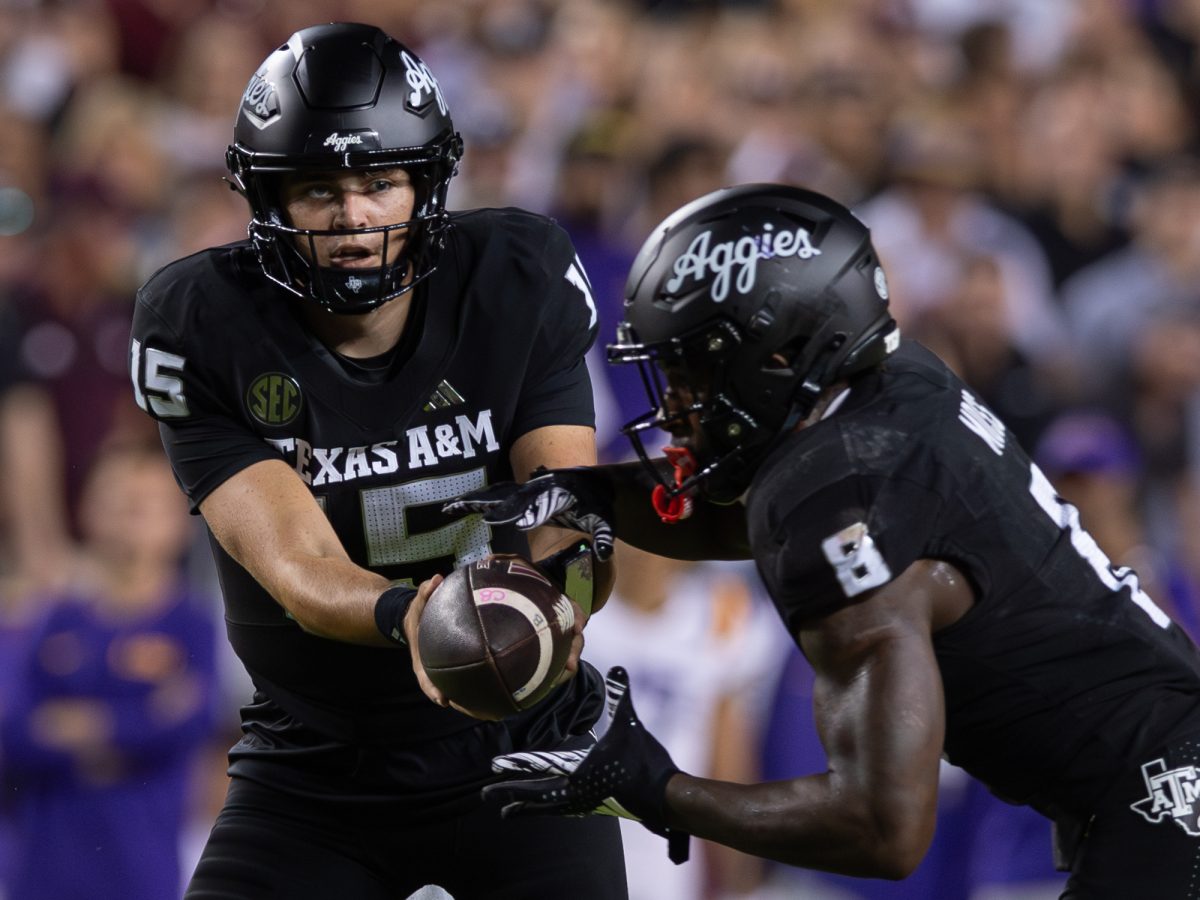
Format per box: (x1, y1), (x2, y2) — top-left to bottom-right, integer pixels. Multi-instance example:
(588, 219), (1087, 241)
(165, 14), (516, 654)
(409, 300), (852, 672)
(0, 70), (170, 569)
(915, 254), (1065, 451)
(905, 0), (1074, 73)
(1008, 58), (1132, 289)
(137, 171), (252, 284)
(1144, 0), (1200, 113)
(636, 136), (731, 238)
(727, 7), (901, 204)
(1, 0), (119, 124)
(546, 114), (643, 460)
(102, 0), (210, 81)
(0, 103), (47, 241)
(7, 194), (155, 544)
(1061, 160), (1200, 493)
(593, 134), (732, 460)
(583, 542), (783, 900)
(1034, 410), (1200, 639)
(0, 355), (68, 593)
(50, 75), (173, 224)
(550, 113), (641, 340)
(0, 442), (218, 900)
(857, 110), (1068, 371)
(156, 12), (271, 176)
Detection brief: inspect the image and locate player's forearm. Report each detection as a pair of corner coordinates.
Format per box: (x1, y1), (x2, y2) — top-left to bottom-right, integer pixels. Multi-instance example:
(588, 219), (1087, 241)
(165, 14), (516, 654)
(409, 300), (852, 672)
(666, 596), (945, 879)
(265, 551), (394, 645)
(663, 772), (925, 879)
(202, 461), (397, 646)
(601, 461), (752, 560)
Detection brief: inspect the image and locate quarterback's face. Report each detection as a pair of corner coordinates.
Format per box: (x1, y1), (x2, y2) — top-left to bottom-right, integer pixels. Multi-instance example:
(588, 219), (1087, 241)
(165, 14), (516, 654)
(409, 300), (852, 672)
(280, 167), (416, 269)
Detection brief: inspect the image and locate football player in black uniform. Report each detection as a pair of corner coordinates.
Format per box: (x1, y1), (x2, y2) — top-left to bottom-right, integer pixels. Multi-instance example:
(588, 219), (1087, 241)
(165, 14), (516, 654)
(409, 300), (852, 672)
(462, 184), (1200, 897)
(129, 23), (626, 900)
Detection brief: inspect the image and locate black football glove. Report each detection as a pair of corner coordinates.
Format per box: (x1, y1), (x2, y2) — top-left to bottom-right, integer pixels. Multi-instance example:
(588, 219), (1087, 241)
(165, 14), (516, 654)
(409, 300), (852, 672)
(442, 466), (615, 561)
(483, 666), (689, 863)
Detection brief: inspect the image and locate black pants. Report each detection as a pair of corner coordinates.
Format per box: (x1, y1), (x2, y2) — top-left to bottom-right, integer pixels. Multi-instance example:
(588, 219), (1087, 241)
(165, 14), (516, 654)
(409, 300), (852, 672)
(1061, 736), (1200, 898)
(186, 775), (627, 899)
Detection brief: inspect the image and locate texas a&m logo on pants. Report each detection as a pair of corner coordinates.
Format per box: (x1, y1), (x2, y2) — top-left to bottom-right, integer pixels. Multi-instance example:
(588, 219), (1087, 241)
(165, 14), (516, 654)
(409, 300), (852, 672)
(1130, 758), (1200, 836)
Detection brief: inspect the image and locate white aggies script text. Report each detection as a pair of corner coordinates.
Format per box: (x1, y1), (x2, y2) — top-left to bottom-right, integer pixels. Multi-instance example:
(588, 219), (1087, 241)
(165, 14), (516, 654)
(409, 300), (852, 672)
(666, 223), (822, 303)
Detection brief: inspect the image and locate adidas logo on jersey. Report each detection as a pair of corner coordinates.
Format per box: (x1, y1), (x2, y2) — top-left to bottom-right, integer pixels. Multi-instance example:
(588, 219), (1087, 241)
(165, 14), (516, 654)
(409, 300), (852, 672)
(264, 409), (500, 486)
(958, 390), (1006, 456)
(424, 380), (465, 411)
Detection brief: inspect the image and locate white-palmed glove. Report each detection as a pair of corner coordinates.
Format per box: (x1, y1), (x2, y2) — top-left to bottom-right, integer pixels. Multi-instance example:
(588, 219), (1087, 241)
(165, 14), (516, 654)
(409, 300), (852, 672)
(442, 467), (616, 561)
(489, 748), (640, 821)
(483, 667), (689, 863)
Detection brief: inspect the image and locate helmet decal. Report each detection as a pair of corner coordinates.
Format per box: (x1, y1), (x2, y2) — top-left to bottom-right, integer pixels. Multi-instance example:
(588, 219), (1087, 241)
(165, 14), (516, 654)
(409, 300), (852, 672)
(666, 224), (823, 303)
(240, 72), (280, 130)
(874, 265), (889, 300)
(401, 49), (449, 115)
(322, 132), (365, 153)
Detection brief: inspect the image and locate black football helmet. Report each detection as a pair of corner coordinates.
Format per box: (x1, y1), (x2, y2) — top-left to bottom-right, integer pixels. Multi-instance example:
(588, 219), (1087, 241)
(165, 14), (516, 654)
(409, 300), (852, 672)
(225, 23), (463, 313)
(607, 183), (899, 503)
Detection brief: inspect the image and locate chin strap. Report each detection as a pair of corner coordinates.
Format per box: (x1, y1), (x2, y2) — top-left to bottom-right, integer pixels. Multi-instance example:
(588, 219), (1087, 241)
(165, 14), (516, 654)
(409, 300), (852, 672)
(651, 446), (698, 524)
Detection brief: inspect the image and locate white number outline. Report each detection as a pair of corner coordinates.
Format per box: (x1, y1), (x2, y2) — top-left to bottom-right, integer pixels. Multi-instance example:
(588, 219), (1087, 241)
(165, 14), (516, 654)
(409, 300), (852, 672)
(1029, 464), (1170, 628)
(130, 339), (189, 418)
(821, 521), (893, 598)
(566, 255), (597, 329)
(359, 468), (492, 570)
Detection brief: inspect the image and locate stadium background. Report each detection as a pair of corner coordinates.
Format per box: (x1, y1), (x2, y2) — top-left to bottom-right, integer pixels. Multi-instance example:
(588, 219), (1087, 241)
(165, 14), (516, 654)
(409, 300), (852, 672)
(1, 1), (1199, 897)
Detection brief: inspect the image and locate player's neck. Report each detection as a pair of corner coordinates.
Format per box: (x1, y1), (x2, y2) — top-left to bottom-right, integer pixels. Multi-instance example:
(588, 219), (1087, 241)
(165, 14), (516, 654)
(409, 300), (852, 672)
(300, 292), (413, 359)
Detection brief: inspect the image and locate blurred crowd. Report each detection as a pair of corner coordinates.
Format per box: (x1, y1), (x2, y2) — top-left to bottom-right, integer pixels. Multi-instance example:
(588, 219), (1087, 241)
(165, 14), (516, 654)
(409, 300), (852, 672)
(2, 0), (1200, 897)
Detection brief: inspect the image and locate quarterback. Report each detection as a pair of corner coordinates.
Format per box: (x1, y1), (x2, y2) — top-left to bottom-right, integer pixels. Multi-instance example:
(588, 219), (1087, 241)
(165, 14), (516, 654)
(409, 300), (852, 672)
(130, 23), (624, 900)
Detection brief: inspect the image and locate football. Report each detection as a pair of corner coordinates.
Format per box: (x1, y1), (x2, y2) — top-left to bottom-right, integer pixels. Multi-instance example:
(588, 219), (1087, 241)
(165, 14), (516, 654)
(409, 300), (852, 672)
(418, 555), (576, 719)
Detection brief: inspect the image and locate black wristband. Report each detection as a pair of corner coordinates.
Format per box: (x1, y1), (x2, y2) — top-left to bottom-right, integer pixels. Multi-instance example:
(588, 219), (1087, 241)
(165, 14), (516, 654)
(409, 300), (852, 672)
(374, 584), (419, 646)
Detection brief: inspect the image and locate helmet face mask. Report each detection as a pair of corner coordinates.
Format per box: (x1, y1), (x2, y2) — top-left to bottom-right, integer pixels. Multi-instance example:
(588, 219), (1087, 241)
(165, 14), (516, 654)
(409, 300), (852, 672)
(226, 23), (463, 314)
(608, 183), (899, 502)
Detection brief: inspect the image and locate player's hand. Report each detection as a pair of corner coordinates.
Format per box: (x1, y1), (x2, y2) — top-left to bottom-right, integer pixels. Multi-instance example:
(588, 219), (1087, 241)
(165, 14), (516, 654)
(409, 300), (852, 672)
(405, 574), (454, 710)
(483, 666), (689, 863)
(442, 467), (616, 561)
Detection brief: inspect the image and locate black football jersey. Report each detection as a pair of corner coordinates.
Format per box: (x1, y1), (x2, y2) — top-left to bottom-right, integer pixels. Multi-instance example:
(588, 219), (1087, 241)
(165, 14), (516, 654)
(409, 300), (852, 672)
(747, 340), (1200, 820)
(130, 208), (600, 757)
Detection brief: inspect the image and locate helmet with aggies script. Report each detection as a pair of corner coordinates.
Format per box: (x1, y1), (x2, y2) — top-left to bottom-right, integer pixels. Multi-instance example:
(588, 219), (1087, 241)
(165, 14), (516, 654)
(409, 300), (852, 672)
(225, 22), (463, 313)
(607, 183), (900, 503)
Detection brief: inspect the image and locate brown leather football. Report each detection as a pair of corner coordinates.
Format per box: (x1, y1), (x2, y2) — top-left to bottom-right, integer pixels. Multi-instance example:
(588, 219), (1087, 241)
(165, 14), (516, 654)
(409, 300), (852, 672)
(418, 556), (576, 719)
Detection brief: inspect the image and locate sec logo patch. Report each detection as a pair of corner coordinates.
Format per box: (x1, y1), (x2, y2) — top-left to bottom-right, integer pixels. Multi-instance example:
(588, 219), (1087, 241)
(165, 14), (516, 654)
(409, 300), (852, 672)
(247, 373), (302, 426)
